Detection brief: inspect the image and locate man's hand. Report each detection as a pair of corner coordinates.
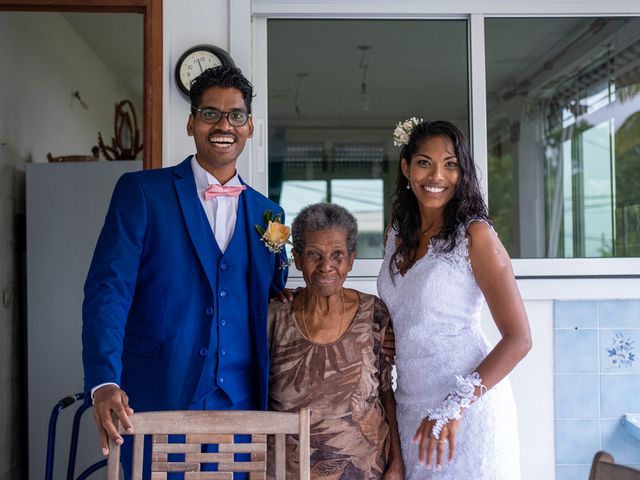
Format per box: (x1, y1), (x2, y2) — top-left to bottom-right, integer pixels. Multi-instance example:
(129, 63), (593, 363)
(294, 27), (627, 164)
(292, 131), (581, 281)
(92, 384), (134, 455)
(270, 288), (294, 303)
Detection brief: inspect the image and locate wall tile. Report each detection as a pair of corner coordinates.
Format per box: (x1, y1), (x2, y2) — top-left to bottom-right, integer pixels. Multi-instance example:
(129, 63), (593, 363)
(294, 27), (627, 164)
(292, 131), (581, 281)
(555, 374), (599, 418)
(556, 419), (601, 464)
(599, 300), (640, 329)
(601, 419), (640, 464)
(600, 330), (639, 373)
(555, 300), (640, 476)
(556, 465), (592, 480)
(555, 329), (599, 373)
(600, 374), (640, 419)
(555, 301), (598, 329)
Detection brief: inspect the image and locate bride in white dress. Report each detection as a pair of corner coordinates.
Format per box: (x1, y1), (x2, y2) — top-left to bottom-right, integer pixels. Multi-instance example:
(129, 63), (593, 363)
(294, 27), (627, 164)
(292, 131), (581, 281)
(377, 119), (532, 479)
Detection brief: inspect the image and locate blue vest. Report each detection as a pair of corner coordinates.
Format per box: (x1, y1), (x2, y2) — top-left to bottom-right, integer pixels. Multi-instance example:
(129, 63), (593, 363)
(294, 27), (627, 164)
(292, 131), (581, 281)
(191, 199), (256, 404)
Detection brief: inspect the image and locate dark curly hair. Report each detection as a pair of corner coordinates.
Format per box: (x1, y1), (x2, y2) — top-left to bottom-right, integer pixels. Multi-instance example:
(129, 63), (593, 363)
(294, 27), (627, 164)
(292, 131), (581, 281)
(389, 120), (489, 277)
(189, 65), (254, 113)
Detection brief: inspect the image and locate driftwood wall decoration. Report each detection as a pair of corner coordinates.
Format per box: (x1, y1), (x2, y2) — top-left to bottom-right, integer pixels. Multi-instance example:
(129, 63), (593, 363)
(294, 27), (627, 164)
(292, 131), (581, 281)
(98, 100), (143, 160)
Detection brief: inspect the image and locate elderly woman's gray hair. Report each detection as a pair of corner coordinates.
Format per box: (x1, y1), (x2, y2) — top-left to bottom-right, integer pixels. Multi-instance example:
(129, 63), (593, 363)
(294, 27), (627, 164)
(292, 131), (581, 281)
(291, 203), (358, 254)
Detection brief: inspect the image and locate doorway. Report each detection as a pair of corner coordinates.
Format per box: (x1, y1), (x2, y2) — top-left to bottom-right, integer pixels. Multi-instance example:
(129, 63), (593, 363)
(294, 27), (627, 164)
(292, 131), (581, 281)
(0, 2), (162, 478)
(0, 0), (162, 170)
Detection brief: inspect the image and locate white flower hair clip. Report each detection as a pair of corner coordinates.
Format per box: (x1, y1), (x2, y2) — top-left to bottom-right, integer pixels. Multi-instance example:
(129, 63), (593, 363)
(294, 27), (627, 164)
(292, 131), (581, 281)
(393, 117), (423, 147)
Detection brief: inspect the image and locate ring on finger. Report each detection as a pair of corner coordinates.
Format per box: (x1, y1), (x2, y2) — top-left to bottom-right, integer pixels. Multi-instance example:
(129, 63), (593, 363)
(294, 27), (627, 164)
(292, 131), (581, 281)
(438, 440), (447, 445)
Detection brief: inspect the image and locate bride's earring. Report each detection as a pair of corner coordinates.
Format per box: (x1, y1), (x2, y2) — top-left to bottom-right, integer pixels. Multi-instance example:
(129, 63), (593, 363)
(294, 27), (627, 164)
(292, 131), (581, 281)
(406, 179), (411, 190)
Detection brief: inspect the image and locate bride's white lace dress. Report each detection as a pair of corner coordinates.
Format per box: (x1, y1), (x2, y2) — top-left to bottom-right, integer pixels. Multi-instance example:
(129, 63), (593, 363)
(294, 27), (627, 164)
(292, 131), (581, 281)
(377, 224), (520, 479)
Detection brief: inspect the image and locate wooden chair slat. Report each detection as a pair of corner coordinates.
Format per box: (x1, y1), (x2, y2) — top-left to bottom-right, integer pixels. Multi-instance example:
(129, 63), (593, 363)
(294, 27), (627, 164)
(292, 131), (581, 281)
(132, 434), (145, 479)
(298, 409), (311, 480)
(251, 450), (266, 462)
(218, 443), (265, 453)
(187, 434), (235, 444)
(151, 461), (200, 472)
(119, 411), (300, 435)
(185, 473), (233, 480)
(184, 452), (235, 463)
(152, 452), (168, 462)
(153, 434), (168, 443)
(217, 462), (266, 472)
(154, 443), (201, 453)
(275, 434), (286, 480)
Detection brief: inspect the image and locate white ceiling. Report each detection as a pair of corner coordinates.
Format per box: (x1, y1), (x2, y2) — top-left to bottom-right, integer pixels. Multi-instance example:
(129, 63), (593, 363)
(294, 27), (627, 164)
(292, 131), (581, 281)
(266, 17), (610, 131)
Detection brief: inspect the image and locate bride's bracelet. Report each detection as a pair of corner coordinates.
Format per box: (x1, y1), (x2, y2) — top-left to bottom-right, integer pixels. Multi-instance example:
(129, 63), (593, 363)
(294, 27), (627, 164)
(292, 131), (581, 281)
(424, 372), (485, 439)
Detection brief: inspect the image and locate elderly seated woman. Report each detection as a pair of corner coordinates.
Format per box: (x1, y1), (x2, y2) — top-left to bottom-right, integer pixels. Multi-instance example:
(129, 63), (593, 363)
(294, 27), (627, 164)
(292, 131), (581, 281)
(268, 203), (403, 480)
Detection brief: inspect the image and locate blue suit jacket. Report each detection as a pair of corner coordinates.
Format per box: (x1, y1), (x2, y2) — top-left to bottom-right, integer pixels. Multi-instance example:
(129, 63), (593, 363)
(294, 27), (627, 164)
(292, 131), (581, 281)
(82, 157), (287, 411)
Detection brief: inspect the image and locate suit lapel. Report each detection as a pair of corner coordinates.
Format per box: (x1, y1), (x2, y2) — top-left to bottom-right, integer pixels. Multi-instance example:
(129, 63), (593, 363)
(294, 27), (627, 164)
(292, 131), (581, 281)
(240, 183), (274, 278)
(174, 158), (217, 291)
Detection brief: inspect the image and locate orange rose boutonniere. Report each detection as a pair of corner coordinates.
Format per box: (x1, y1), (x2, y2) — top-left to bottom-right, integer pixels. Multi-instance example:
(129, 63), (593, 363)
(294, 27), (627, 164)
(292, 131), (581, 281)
(255, 211), (291, 269)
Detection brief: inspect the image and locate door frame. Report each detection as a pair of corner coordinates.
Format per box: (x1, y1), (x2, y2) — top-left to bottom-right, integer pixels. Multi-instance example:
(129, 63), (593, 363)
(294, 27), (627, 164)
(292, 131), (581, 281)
(0, 0), (162, 169)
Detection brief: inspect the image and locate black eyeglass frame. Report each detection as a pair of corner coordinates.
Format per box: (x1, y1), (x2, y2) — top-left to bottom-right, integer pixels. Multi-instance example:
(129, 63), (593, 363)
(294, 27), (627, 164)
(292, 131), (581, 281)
(191, 107), (252, 127)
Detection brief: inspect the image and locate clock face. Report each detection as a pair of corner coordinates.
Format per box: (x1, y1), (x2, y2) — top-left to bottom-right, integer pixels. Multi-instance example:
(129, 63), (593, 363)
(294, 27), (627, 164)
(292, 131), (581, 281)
(178, 50), (223, 93)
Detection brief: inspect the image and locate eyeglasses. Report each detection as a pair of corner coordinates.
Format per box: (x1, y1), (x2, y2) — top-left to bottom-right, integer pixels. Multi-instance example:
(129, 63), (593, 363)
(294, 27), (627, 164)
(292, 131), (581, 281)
(192, 107), (251, 127)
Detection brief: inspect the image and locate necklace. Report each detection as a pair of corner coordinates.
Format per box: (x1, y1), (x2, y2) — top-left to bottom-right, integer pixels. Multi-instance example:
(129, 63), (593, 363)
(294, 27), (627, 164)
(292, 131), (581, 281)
(301, 288), (346, 343)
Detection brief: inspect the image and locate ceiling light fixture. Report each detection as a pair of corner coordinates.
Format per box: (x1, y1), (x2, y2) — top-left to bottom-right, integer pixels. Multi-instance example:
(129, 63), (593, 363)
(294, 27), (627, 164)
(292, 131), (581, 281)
(358, 45), (371, 111)
(294, 72), (308, 116)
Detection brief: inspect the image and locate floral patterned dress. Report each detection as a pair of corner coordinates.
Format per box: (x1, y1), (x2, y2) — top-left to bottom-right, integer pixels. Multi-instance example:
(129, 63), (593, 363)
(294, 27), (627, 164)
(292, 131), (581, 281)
(268, 291), (395, 480)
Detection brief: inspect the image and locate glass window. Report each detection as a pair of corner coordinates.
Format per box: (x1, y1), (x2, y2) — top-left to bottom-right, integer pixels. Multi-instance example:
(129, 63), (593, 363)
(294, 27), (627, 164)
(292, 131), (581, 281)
(267, 19), (469, 258)
(486, 17), (640, 258)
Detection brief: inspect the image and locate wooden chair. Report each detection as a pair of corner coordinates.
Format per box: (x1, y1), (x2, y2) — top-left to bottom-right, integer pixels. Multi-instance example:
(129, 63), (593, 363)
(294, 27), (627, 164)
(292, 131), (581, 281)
(589, 451), (640, 480)
(107, 409), (310, 480)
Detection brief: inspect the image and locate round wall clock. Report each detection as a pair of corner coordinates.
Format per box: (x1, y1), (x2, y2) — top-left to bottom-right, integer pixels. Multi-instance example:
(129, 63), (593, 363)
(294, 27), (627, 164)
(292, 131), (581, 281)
(174, 44), (235, 96)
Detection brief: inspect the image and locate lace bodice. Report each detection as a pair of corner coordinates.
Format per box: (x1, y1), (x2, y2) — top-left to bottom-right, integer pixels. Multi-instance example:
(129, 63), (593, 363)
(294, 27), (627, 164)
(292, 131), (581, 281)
(377, 222), (521, 479)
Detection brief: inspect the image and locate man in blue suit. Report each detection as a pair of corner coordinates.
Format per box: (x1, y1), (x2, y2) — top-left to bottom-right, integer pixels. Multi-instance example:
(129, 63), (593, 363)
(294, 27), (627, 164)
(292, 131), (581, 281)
(82, 65), (288, 477)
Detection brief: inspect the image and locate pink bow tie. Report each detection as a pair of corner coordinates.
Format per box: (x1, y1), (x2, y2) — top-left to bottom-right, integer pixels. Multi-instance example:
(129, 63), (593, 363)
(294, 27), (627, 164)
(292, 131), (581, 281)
(204, 184), (247, 199)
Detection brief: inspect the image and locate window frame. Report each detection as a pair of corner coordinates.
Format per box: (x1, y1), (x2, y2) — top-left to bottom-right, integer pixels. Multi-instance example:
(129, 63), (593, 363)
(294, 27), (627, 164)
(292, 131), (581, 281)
(235, 0), (640, 278)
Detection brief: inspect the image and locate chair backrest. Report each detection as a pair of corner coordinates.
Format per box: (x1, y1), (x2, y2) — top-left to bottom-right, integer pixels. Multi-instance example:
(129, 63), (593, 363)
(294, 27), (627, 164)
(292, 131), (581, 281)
(107, 409), (310, 480)
(589, 451), (640, 480)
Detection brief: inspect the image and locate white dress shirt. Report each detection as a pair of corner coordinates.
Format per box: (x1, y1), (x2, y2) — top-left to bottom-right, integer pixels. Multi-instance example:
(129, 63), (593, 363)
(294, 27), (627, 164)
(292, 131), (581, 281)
(191, 155), (241, 253)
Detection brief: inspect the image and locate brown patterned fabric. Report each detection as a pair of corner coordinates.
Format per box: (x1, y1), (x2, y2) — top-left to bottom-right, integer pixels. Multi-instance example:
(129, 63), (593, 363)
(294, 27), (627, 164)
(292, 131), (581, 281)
(268, 290), (395, 480)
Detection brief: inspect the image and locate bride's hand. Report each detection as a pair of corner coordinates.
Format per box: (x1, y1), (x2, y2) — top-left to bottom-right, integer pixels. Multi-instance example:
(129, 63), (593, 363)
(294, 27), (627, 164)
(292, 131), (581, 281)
(413, 417), (460, 470)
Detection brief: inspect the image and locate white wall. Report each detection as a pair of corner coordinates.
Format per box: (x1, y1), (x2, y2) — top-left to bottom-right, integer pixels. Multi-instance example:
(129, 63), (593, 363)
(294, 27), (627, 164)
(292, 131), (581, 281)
(0, 12), (136, 164)
(163, 0), (258, 181)
(163, 0), (231, 167)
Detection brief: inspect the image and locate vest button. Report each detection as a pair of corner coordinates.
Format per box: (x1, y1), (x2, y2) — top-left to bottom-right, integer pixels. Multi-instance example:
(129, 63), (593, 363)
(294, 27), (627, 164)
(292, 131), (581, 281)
(220, 319), (227, 326)
(206, 307), (213, 315)
(220, 349), (227, 356)
(218, 377), (225, 384)
(199, 348), (208, 356)
(220, 263), (228, 270)
(219, 290), (227, 298)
